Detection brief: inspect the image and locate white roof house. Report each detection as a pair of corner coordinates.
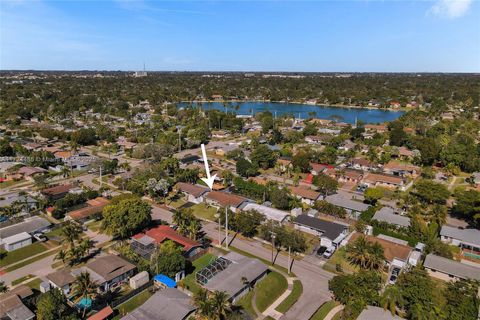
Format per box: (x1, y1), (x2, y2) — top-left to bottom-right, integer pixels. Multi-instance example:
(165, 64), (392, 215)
(440, 226), (480, 248)
(2, 232), (31, 246)
(424, 254), (480, 281)
(324, 194), (370, 213)
(240, 203), (289, 223)
(373, 207), (410, 228)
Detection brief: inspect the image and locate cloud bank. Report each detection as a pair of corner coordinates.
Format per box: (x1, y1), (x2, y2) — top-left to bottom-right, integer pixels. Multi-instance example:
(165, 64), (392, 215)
(428, 0), (472, 19)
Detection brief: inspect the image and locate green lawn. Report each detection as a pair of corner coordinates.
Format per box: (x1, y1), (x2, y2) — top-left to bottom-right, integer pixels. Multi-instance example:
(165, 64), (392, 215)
(310, 301), (339, 320)
(114, 289), (154, 319)
(168, 197), (187, 209)
(190, 203), (217, 221)
(24, 278), (43, 290)
(255, 271), (288, 312)
(230, 246), (293, 276)
(275, 280), (303, 313)
(322, 247), (359, 275)
(86, 220), (103, 232)
(5, 248), (61, 272)
(0, 242), (48, 267)
(179, 253), (216, 294)
(236, 289), (256, 318)
(11, 274), (35, 286)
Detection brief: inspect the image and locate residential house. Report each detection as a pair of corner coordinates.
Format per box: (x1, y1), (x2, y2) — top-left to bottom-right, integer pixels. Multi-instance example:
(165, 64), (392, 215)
(0, 192), (38, 213)
(239, 202), (289, 223)
(294, 215), (348, 249)
(349, 158), (376, 171)
(121, 288), (196, 320)
(41, 184), (75, 201)
(46, 269), (76, 295)
(424, 254), (480, 282)
(174, 182), (210, 204)
(310, 163), (329, 176)
(364, 124), (388, 133)
(0, 285), (35, 320)
(2, 232), (32, 252)
(65, 197), (110, 223)
(335, 169), (363, 184)
(72, 255), (136, 292)
(205, 191), (248, 213)
(0, 216), (51, 245)
(362, 172), (406, 190)
(131, 225), (203, 259)
(289, 186), (321, 206)
(440, 226), (480, 257)
(349, 233), (412, 270)
(304, 135), (329, 145)
(338, 140), (356, 151)
(324, 193), (370, 218)
(16, 166), (47, 181)
(383, 161), (420, 178)
(373, 207), (411, 229)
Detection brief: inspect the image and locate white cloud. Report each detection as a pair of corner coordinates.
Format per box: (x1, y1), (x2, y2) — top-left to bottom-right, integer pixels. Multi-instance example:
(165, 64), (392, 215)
(428, 0), (472, 19)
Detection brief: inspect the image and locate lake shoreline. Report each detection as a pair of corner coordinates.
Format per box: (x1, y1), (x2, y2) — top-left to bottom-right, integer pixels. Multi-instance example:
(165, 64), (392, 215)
(179, 99), (410, 112)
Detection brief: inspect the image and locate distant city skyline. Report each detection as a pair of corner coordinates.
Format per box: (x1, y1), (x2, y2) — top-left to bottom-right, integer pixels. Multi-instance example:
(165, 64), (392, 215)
(1, 0), (479, 72)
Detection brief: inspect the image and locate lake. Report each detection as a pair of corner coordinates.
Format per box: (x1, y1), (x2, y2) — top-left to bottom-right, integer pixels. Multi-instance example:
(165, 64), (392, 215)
(178, 102), (404, 124)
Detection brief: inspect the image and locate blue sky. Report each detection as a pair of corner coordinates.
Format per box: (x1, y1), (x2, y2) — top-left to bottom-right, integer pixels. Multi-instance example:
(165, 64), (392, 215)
(1, 0), (479, 72)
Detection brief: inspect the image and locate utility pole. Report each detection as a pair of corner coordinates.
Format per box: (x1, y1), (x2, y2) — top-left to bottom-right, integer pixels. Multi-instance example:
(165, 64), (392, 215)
(287, 246), (291, 275)
(271, 233), (276, 264)
(99, 165), (102, 188)
(225, 206), (229, 249)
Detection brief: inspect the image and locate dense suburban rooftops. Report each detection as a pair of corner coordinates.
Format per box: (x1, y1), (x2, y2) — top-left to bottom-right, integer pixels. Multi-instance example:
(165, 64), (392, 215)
(67, 197), (110, 221)
(363, 172), (404, 185)
(41, 184), (74, 197)
(424, 254), (480, 280)
(440, 226), (480, 247)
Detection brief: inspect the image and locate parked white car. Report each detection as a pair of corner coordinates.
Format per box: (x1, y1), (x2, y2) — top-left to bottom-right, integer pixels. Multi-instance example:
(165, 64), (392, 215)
(323, 247), (335, 259)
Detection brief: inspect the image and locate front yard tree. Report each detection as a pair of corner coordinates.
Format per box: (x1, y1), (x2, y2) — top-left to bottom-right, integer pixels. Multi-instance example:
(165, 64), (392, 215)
(250, 144), (277, 169)
(364, 187), (384, 204)
(413, 179), (450, 204)
(313, 173), (338, 196)
(101, 197), (152, 238)
(150, 240), (186, 278)
(236, 158), (257, 178)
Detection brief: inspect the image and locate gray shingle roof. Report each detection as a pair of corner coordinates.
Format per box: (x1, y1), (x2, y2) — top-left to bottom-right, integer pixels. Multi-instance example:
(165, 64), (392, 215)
(324, 194), (370, 212)
(440, 226), (480, 247)
(121, 288), (195, 320)
(373, 207), (411, 228)
(294, 215), (347, 241)
(0, 216), (51, 240)
(424, 254), (480, 281)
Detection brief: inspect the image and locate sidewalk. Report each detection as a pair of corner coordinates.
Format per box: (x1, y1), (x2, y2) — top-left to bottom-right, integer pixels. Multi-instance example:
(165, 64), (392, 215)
(324, 305), (344, 320)
(262, 276), (296, 319)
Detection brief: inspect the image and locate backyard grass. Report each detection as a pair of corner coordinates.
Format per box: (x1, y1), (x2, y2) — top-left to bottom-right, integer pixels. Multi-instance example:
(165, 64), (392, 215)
(275, 280), (303, 313)
(190, 203), (217, 221)
(168, 197), (187, 209)
(230, 246), (294, 276)
(0, 242), (48, 267)
(236, 289), (256, 317)
(310, 300), (339, 320)
(179, 253), (216, 294)
(322, 247), (359, 275)
(11, 274), (35, 286)
(255, 271), (288, 312)
(114, 289), (154, 319)
(86, 219), (103, 232)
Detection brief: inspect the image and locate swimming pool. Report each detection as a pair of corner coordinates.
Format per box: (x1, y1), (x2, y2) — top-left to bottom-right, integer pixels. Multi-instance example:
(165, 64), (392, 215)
(76, 297), (92, 309)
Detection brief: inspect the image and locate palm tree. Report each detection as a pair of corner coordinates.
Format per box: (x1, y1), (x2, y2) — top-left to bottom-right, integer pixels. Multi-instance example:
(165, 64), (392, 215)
(211, 290), (231, 320)
(366, 242), (386, 271)
(346, 236), (370, 269)
(61, 166), (71, 178)
(381, 285), (404, 316)
(187, 219), (202, 241)
(55, 250), (68, 265)
(73, 271), (97, 318)
(61, 222), (82, 246)
(193, 288), (212, 319)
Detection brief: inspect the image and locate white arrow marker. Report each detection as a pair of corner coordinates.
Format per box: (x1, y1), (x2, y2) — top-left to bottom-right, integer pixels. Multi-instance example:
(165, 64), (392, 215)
(200, 144), (216, 190)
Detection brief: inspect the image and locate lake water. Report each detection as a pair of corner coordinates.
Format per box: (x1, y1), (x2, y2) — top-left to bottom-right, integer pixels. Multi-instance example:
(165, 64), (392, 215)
(179, 102), (404, 124)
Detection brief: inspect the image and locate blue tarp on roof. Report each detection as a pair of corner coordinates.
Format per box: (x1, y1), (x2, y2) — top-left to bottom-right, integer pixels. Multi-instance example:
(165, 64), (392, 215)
(153, 274), (177, 288)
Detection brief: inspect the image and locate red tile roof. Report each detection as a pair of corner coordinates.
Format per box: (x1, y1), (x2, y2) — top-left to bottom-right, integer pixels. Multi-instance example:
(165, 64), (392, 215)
(87, 306), (113, 320)
(133, 225), (200, 252)
(41, 184), (74, 196)
(289, 186), (320, 200)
